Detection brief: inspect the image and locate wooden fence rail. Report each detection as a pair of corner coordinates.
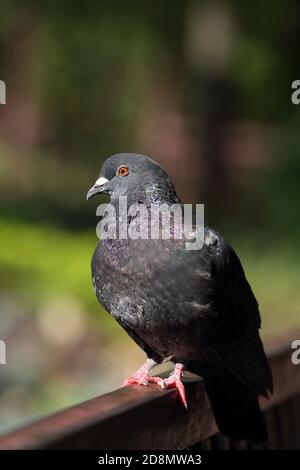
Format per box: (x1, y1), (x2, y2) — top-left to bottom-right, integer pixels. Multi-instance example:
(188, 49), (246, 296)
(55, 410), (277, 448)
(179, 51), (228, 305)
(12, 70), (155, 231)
(0, 330), (299, 450)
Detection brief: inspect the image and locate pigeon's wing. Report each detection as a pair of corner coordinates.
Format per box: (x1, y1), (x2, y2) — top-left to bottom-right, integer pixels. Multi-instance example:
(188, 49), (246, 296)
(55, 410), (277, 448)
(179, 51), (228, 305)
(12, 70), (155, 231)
(204, 229), (261, 346)
(184, 230), (273, 442)
(185, 227), (273, 396)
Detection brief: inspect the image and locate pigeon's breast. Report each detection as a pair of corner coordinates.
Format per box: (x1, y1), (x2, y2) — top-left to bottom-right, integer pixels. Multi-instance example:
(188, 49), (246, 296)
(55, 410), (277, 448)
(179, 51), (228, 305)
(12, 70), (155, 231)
(92, 238), (178, 314)
(91, 237), (215, 361)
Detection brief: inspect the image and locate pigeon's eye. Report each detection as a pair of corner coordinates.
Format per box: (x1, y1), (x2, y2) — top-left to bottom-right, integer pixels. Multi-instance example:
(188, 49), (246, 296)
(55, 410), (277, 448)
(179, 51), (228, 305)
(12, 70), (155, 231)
(117, 166), (129, 177)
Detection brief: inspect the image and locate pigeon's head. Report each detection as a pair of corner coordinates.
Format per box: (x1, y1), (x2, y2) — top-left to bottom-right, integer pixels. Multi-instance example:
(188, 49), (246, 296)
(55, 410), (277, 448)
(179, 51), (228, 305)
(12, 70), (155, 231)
(87, 153), (180, 205)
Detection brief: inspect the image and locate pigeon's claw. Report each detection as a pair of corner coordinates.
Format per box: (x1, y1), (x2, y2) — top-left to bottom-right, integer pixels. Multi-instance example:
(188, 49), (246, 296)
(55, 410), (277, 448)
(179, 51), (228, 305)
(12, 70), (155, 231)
(122, 374), (161, 387)
(122, 358), (160, 387)
(158, 363), (187, 409)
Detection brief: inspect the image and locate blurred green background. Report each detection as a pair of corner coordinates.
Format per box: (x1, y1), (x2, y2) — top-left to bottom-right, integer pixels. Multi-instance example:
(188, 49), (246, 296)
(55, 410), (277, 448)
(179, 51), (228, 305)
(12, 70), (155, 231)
(0, 0), (300, 433)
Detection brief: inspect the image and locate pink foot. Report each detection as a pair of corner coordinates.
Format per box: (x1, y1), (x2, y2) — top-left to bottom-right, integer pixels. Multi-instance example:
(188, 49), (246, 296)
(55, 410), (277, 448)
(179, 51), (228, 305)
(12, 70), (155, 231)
(157, 364), (187, 409)
(122, 358), (161, 387)
(122, 373), (161, 387)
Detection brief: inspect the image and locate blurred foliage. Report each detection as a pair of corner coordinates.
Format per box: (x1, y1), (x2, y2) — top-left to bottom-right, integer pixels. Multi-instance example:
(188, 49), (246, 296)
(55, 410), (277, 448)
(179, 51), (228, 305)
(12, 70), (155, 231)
(0, 0), (187, 158)
(0, 220), (95, 310)
(256, 127), (300, 239)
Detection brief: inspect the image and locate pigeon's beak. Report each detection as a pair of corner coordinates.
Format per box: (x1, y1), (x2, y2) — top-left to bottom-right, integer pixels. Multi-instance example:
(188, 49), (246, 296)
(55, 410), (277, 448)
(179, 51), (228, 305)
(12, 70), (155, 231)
(86, 177), (109, 200)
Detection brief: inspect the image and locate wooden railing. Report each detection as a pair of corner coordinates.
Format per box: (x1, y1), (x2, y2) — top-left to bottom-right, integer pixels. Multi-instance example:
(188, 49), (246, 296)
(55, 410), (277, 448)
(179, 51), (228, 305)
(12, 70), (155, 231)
(0, 330), (299, 450)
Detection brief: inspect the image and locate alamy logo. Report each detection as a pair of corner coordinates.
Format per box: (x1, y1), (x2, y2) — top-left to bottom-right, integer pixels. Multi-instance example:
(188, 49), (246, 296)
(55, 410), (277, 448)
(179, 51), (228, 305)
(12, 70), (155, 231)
(0, 340), (6, 364)
(0, 80), (6, 104)
(291, 80), (300, 105)
(95, 197), (205, 250)
(292, 340), (300, 365)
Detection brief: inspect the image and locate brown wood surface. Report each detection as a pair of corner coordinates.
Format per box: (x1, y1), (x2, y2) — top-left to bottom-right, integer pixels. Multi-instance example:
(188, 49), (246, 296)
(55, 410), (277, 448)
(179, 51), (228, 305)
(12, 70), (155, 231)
(0, 329), (299, 450)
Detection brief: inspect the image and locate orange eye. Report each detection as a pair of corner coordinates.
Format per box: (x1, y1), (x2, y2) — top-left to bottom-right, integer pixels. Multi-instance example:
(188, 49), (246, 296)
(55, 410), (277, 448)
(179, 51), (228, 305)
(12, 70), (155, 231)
(117, 166), (129, 177)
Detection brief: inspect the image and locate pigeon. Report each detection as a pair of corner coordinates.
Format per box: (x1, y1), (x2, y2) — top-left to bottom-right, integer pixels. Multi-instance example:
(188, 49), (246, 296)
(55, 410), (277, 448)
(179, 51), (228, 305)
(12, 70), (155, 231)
(87, 153), (273, 444)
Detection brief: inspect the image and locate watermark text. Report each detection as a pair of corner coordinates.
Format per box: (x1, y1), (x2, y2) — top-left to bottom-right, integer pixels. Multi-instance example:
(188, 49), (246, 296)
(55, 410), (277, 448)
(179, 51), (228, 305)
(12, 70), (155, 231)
(292, 340), (300, 365)
(95, 197), (205, 250)
(0, 80), (6, 104)
(0, 340), (6, 365)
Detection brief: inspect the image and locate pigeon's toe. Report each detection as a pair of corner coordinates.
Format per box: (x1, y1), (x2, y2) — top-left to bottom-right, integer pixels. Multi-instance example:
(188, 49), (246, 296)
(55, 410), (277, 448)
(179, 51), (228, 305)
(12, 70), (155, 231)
(123, 373), (161, 387)
(158, 364), (187, 409)
(122, 358), (161, 387)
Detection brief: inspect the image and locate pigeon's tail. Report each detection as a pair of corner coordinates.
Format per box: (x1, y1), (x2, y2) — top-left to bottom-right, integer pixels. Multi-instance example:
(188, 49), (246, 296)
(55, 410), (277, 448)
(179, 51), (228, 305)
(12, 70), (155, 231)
(204, 364), (267, 444)
(188, 359), (268, 445)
